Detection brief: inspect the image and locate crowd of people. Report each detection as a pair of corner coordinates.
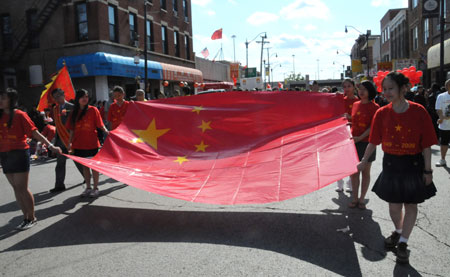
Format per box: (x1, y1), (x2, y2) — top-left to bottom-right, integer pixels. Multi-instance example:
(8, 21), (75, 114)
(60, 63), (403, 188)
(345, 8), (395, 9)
(1, 73), (450, 265)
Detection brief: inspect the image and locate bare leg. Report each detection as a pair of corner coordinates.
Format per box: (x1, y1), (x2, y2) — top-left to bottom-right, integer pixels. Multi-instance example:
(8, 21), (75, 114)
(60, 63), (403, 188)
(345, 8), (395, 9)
(6, 172), (35, 220)
(92, 170), (99, 190)
(83, 166), (91, 189)
(389, 203), (404, 230)
(359, 162), (372, 202)
(350, 172), (360, 202)
(400, 204), (418, 239)
(441, 145), (448, 160)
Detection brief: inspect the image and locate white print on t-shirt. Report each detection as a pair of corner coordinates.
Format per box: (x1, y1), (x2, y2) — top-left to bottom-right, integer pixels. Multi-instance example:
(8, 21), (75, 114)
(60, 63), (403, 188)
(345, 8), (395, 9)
(436, 92), (450, 130)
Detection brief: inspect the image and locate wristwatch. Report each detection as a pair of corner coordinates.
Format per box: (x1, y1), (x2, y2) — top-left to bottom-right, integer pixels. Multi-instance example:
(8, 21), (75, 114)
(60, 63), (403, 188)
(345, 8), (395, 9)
(424, 169), (433, 174)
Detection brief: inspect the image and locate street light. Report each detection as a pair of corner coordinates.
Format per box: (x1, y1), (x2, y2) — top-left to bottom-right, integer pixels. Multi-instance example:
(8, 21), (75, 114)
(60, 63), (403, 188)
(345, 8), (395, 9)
(345, 25), (370, 77)
(231, 35), (236, 62)
(245, 32), (267, 77)
(292, 54), (295, 76)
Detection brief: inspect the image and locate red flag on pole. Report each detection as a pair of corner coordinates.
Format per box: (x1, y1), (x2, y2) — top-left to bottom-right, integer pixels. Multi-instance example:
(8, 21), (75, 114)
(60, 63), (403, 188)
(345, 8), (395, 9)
(211, 28), (223, 40)
(68, 91), (358, 205)
(37, 65), (75, 111)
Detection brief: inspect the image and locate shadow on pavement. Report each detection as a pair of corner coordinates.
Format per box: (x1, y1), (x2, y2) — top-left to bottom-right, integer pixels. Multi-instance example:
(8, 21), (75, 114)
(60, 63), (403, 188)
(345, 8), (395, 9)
(393, 263), (422, 276)
(1, 203), (367, 276)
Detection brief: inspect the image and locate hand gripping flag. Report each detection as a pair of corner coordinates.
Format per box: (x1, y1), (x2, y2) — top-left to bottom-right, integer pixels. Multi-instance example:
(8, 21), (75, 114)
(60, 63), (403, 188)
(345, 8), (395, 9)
(68, 91), (358, 205)
(37, 65), (75, 112)
(211, 28), (222, 40)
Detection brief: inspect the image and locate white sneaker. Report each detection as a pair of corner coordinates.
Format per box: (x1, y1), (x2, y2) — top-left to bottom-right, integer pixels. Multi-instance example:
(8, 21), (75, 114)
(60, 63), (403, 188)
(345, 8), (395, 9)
(345, 179), (352, 192)
(89, 189), (99, 198)
(336, 179), (344, 192)
(16, 218), (37, 231)
(435, 159), (447, 167)
(81, 188), (92, 197)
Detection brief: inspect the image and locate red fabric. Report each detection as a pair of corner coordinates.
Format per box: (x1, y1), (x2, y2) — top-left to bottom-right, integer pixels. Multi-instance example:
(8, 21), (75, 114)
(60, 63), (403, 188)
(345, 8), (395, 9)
(42, 124), (56, 142)
(369, 101), (438, 155)
(0, 110), (37, 152)
(99, 106), (106, 121)
(211, 28), (223, 40)
(107, 101), (130, 130)
(343, 96), (358, 121)
(351, 101), (379, 142)
(68, 91), (359, 205)
(37, 65), (75, 112)
(66, 106), (104, 150)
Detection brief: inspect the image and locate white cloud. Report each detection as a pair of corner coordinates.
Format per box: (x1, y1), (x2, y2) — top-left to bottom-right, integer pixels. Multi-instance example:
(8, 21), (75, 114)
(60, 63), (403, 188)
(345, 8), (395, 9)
(304, 24), (317, 31)
(228, 0), (237, 5)
(279, 0), (330, 21)
(246, 12), (279, 26)
(191, 0), (211, 7)
(371, 0), (408, 7)
(207, 10), (216, 16)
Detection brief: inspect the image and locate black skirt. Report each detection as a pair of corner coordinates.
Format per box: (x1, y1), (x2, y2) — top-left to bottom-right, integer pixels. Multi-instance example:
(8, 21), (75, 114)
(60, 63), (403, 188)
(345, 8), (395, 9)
(372, 153), (437, 204)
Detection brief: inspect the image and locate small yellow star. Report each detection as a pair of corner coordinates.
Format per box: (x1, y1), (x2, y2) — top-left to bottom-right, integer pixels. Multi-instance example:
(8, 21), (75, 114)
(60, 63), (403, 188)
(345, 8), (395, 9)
(357, 112), (361, 115)
(174, 156), (189, 165)
(195, 141), (209, 152)
(198, 120), (212, 133)
(132, 118), (170, 150)
(192, 106), (204, 115)
(131, 138), (143, 143)
(395, 125), (402, 132)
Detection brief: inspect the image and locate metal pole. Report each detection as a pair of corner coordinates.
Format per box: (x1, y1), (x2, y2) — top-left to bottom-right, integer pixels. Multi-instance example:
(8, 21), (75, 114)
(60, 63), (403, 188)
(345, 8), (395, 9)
(260, 34), (265, 77)
(366, 32), (369, 77)
(144, 1), (148, 97)
(267, 47), (270, 84)
(232, 35), (236, 62)
(245, 40), (248, 77)
(292, 54), (295, 76)
(317, 59), (320, 80)
(440, 0), (445, 86)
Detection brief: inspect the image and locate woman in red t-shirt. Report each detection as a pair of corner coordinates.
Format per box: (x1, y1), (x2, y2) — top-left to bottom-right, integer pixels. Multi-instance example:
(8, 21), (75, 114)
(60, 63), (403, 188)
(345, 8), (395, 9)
(349, 81), (379, 209)
(357, 72), (437, 264)
(0, 88), (62, 230)
(67, 89), (109, 198)
(336, 78), (359, 192)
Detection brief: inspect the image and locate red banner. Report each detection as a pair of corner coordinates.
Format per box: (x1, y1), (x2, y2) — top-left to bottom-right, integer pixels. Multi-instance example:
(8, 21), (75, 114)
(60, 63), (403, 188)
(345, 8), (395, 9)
(37, 65), (75, 112)
(69, 91), (358, 205)
(211, 28), (223, 40)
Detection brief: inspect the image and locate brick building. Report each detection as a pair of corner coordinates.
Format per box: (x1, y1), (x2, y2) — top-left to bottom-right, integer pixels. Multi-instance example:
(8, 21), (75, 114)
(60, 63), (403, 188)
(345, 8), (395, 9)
(0, 0), (202, 108)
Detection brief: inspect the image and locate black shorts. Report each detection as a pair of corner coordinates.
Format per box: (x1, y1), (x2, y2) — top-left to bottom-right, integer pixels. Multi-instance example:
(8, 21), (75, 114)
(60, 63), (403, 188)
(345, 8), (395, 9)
(0, 149), (30, 174)
(73, 148), (98, 158)
(440, 129), (450, 145)
(355, 141), (376, 162)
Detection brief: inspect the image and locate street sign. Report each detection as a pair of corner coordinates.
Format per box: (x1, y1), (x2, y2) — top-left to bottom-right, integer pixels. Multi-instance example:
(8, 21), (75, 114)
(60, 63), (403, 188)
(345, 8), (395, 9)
(246, 67), (257, 78)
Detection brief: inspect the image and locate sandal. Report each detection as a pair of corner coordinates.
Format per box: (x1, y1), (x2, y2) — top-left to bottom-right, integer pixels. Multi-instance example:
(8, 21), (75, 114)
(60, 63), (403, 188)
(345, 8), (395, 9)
(357, 202), (366, 210)
(348, 200), (358, 208)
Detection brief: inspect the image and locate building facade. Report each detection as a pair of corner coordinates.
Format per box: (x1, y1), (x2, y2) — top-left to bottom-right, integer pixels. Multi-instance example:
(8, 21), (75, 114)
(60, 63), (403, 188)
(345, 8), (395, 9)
(0, 0), (202, 107)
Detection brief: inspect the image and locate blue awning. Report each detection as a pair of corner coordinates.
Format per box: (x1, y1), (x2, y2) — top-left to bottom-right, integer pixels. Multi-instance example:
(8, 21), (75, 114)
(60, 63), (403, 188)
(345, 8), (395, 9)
(56, 52), (163, 79)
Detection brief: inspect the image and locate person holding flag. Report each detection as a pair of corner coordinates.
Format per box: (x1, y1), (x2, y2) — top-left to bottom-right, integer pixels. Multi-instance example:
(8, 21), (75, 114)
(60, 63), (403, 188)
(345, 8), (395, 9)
(107, 86), (129, 130)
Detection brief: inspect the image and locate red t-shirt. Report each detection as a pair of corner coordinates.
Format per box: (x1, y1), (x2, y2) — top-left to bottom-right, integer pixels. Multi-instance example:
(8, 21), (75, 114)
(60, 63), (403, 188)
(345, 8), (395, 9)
(0, 110), (37, 152)
(42, 124), (56, 142)
(107, 100), (129, 130)
(66, 106), (104, 150)
(369, 101), (438, 155)
(351, 101), (380, 142)
(344, 96), (359, 119)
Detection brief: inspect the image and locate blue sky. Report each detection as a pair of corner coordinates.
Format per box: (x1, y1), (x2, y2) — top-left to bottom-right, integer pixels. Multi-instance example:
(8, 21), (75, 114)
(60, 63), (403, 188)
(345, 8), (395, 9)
(191, 0), (408, 81)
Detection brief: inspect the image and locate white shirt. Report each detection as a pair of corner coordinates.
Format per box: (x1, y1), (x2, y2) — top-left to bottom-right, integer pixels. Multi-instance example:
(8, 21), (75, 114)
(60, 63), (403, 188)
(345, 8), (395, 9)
(435, 92), (450, 130)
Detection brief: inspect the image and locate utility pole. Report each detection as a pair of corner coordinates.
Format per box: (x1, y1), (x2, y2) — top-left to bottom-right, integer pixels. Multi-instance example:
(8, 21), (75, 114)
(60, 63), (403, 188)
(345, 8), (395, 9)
(256, 37), (269, 78)
(144, 0), (148, 96)
(440, 0), (445, 86)
(292, 54), (295, 77)
(232, 35), (236, 62)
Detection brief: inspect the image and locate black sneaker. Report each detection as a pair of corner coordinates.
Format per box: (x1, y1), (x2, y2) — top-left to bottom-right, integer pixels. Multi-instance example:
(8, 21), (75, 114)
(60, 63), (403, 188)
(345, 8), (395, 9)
(16, 218), (37, 231)
(384, 231), (401, 249)
(49, 186), (66, 193)
(396, 242), (410, 264)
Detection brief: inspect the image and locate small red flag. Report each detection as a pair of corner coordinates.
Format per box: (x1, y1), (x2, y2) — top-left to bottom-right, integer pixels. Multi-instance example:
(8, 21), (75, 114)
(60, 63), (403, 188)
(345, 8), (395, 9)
(233, 76), (237, 86)
(68, 92), (358, 205)
(37, 65), (75, 111)
(211, 28), (223, 40)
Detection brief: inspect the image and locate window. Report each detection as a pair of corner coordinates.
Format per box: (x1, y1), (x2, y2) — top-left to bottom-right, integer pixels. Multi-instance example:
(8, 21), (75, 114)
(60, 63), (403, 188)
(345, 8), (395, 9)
(1, 14), (12, 51)
(161, 25), (168, 54)
(412, 0), (418, 8)
(183, 0), (188, 22)
(129, 13), (137, 45)
(413, 26), (418, 50)
(26, 9), (39, 48)
(160, 0), (166, 10)
(424, 18), (429, 45)
(108, 5), (118, 42)
(387, 26), (390, 40)
(174, 31), (180, 57)
(185, 35), (190, 60)
(173, 0), (178, 15)
(146, 20), (154, 51)
(76, 3), (88, 41)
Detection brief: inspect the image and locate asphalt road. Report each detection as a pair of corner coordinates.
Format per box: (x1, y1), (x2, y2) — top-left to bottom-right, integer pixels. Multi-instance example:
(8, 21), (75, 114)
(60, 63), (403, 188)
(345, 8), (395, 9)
(0, 145), (449, 277)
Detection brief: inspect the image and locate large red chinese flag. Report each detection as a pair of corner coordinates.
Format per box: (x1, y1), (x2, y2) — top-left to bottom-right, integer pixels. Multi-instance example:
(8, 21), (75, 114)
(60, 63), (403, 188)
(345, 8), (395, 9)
(37, 65), (75, 112)
(211, 28), (223, 40)
(69, 91), (358, 205)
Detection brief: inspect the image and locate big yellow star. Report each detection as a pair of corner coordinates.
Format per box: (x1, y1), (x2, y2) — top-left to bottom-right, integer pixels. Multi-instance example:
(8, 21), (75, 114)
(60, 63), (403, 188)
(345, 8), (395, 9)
(132, 118), (170, 150)
(198, 120), (212, 133)
(192, 106), (204, 115)
(174, 156), (189, 165)
(395, 124), (402, 132)
(195, 140), (209, 152)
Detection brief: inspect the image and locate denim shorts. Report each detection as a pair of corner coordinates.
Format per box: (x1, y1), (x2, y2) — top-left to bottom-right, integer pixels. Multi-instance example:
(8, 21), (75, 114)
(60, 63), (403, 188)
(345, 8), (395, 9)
(0, 149), (31, 174)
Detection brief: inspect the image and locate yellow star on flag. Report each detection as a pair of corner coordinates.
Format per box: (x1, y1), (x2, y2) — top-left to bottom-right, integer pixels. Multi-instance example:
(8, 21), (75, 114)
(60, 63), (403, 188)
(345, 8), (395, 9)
(195, 141), (209, 152)
(198, 120), (212, 133)
(192, 106), (204, 115)
(395, 124), (402, 132)
(174, 156), (189, 165)
(132, 118), (170, 150)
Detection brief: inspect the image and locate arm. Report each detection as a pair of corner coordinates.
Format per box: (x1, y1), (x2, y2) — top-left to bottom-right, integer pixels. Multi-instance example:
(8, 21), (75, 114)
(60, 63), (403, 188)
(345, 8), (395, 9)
(353, 127), (371, 143)
(68, 130), (74, 154)
(356, 143), (377, 172)
(32, 129), (62, 155)
(422, 147), (433, 185)
(436, 109), (444, 124)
